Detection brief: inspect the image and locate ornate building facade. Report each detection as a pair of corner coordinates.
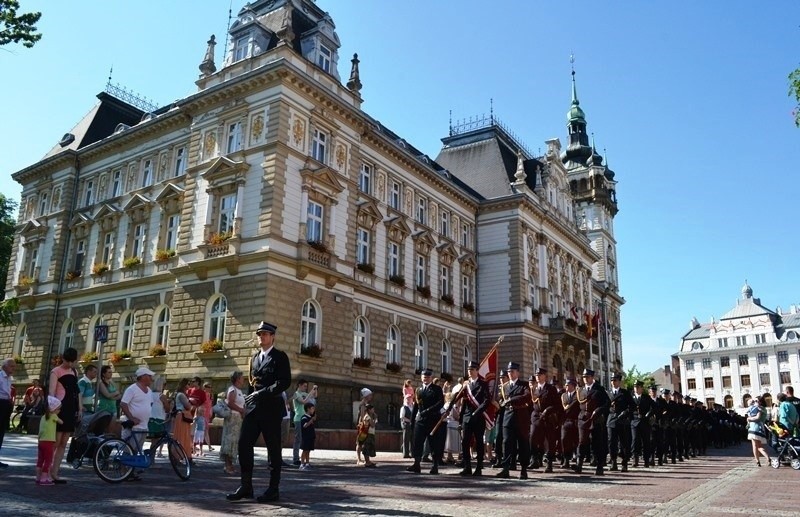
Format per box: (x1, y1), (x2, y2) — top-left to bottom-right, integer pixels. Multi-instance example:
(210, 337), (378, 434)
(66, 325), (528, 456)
(677, 283), (800, 412)
(2, 0), (624, 427)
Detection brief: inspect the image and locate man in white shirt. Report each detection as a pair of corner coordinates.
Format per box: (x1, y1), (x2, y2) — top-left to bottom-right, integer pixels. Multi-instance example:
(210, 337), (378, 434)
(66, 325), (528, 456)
(120, 367), (155, 455)
(0, 358), (17, 468)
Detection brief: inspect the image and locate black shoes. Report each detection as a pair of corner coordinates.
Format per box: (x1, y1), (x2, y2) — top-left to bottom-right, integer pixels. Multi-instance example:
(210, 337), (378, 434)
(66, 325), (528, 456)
(609, 463), (619, 472)
(256, 487), (279, 503)
(226, 486), (254, 501)
(621, 464), (628, 472)
(406, 464), (421, 474)
(458, 469), (472, 476)
(519, 470), (528, 480)
(429, 466), (439, 475)
(595, 467), (604, 476)
(471, 468), (482, 477)
(495, 469), (510, 478)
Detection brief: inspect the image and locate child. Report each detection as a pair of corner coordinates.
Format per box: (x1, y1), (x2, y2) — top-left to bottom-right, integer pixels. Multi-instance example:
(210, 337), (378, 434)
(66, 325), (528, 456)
(300, 402), (317, 470)
(36, 396), (63, 485)
(361, 404), (378, 468)
(402, 379), (414, 407)
(193, 406), (206, 456)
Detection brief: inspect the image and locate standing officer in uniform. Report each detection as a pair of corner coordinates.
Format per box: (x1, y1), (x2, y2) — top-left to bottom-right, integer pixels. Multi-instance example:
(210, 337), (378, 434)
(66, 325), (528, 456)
(459, 361), (489, 477)
(661, 388), (678, 464)
(648, 384), (665, 465)
(227, 322), (291, 503)
(607, 373), (632, 472)
(528, 367), (560, 473)
(492, 370), (509, 468)
(406, 368), (444, 475)
(576, 368), (609, 475)
(630, 380), (653, 467)
(496, 362), (531, 479)
(560, 378), (581, 470)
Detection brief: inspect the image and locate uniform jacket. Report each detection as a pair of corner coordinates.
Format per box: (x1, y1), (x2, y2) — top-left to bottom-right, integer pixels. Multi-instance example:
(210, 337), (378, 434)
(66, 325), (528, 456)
(561, 389), (581, 420)
(531, 383), (561, 423)
(579, 382), (610, 426)
(501, 378), (531, 426)
(630, 392), (654, 428)
(249, 347), (292, 415)
(412, 383), (444, 427)
(607, 386), (632, 428)
(461, 377), (490, 424)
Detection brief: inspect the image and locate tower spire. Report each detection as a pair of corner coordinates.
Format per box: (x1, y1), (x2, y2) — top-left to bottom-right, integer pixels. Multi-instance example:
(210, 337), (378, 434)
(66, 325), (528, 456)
(562, 53), (591, 166)
(199, 35), (217, 78)
(346, 53), (362, 94)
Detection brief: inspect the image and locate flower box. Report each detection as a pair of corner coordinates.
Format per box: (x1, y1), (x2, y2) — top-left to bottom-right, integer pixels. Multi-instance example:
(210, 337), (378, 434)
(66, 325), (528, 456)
(300, 344), (323, 358)
(415, 285), (431, 298)
(154, 249), (177, 261)
(389, 275), (406, 288)
(440, 293), (454, 306)
(110, 351), (133, 364)
(356, 262), (374, 274)
(385, 362), (402, 374)
(122, 256), (142, 269)
(200, 339), (223, 353)
(353, 357), (372, 368)
(92, 263), (110, 275)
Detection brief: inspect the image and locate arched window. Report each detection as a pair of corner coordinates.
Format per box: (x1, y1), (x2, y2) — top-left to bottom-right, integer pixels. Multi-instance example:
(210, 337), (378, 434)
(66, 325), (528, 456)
(742, 393), (752, 407)
(532, 349), (540, 375)
(155, 306), (170, 349)
(441, 339), (451, 374)
(61, 319), (75, 354)
(15, 323), (27, 358)
(577, 361), (585, 375)
(463, 346), (471, 375)
(386, 325), (400, 364)
(208, 295), (227, 342)
(565, 358), (575, 379)
(415, 333), (428, 371)
(119, 311), (135, 351)
(353, 317), (369, 358)
(300, 300), (321, 350)
(724, 395), (733, 409)
(552, 354), (563, 382)
(763, 393), (773, 408)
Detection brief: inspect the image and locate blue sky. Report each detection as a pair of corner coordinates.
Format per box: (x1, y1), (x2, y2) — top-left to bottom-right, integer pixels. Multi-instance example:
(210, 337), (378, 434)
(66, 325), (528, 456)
(2, 1), (798, 373)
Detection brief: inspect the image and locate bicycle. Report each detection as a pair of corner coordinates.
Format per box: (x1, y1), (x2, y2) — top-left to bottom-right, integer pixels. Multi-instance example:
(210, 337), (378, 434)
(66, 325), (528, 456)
(10, 404), (24, 432)
(93, 420), (191, 483)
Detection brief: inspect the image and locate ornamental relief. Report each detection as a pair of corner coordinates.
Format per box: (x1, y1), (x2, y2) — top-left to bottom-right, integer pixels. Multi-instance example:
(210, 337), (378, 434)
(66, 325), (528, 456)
(405, 187), (414, 215)
(250, 107), (268, 145)
(51, 188), (61, 211)
(429, 202), (437, 227)
(334, 142), (347, 173)
(126, 164), (137, 193)
(98, 174), (108, 200)
(24, 197), (35, 219)
(376, 171), (386, 202)
(203, 130), (218, 160)
(157, 154), (168, 183)
(288, 111), (306, 151)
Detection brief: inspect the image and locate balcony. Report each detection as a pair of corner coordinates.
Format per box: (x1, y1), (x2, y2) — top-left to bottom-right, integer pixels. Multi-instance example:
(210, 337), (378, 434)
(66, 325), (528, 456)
(295, 241), (338, 288)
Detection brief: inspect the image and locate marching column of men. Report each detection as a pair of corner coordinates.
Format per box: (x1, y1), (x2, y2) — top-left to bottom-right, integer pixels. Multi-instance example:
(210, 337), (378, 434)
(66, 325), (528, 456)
(406, 363), (748, 479)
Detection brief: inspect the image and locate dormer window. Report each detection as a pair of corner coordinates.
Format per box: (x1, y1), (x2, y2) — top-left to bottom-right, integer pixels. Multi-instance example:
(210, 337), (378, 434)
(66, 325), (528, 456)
(233, 35), (250, 62)
(317, 44), (332, 73)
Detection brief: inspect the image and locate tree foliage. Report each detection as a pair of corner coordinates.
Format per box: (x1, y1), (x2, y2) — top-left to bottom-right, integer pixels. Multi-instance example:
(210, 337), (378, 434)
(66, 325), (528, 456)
(0, 194), (17, 301)
(790, 66), (800, 127)
(0, 297), (19, 326)
(0, 0), (41, 48)
(622, 364), (655, 391)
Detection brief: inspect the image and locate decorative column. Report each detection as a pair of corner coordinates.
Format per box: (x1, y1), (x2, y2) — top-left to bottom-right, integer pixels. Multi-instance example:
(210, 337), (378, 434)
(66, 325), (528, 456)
(300, 189), (309, 241)
(234, 181), (245, 237)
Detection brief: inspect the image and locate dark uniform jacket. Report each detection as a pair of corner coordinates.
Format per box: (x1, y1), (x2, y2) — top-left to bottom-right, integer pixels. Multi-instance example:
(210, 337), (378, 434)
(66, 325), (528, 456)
(501, 379), (531, 426)
(249, 347), (292, 415)
(412, 383), (444, 426)
(531, 383), (561, 423)
(607, 386), (633, 428)
(630, 392), (654, 428)
(561, 390), (581, 420)
(579, 382), (610, 428)
(461, 377), (490, 424)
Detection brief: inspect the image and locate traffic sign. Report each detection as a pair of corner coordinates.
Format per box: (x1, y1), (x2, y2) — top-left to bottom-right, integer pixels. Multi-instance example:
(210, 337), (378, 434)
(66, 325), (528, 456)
(94, 324), (109, 343)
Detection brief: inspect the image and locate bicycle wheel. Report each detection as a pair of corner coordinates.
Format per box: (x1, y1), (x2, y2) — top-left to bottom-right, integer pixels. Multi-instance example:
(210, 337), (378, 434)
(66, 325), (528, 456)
(10, 412), (21, 432)
(94, 439), (134, 483)
(168, 441), (191, 481)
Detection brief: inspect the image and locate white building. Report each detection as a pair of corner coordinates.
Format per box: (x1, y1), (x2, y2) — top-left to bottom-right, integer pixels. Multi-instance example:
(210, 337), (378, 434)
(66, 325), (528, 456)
(677, 283), (800, 411)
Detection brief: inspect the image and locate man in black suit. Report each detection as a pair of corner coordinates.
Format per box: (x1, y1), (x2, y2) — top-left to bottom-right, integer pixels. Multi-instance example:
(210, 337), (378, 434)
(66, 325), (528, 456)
(577, 368), (609, 476)
(528, 367), (561, 473)
(629, 380), (653, 467)
(459, 361), (489, 477)
(496, 362), (531, 480)
(607, 373), (632, 472)
(227, 321), (291, 504)
(406, 368), (444, 475)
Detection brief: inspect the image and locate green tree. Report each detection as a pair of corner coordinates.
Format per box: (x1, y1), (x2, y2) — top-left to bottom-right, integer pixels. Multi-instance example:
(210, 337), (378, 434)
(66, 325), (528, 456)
(790, 66), (800, 127)
(0, 0), (41, 48)
(622, 364), (655, 391)
(0, 194), (17, 299)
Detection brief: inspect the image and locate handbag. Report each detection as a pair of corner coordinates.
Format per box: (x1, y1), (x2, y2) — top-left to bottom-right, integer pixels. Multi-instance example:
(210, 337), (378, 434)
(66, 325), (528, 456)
(213, 399), (232, 419)
(180, 408), (193, 424)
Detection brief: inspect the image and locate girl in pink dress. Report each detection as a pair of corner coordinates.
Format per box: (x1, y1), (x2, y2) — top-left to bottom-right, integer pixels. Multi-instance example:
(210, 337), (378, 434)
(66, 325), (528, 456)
(402, 379), (414, 407)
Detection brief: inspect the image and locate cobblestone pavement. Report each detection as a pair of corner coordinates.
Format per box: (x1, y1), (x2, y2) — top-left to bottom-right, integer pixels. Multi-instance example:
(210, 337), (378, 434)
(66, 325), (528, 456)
(0, 434), (797, 516)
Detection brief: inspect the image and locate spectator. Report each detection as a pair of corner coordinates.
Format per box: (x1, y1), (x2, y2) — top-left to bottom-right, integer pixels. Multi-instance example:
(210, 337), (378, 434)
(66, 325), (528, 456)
(221, 371), (246, 475)
(361, 403), (378, 468)
(402, 379), (414, 407)
(36, 396), (63, 485)
(187, 377), (207, 408)
(97, 366), (121, 418)
(173, 378), (194, 461)
(48, 347), (80, 483)
(280, 391), (291, 466)
(148, 376), (169, 437)
(299, 402), (317, 470)
(202, 382), (215, 452)
(292, 379), (317, 466)
(785, 386), (800, 435)
(443, 391), (461, 464)
(746, 396), (771, 467)
(21, 378), (44, 432)
(776, 393), (799, 434)
(356, 387), (373, 465)
(120, 368), (154, 450)
(193, 406), (207, 456)
(77, 364), (97, 415)
(0, 358), (17, 468)
(400, 398), (413, 458)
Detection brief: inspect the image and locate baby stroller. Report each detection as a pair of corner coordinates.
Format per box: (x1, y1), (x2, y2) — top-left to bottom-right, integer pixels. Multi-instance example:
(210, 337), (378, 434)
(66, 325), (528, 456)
(766, 422), (800, 470)
(67, 410), (114, 469)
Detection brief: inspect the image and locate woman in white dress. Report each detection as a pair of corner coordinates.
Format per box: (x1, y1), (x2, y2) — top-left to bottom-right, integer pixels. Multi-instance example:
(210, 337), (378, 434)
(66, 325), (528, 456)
(220, 371), (246, 475)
